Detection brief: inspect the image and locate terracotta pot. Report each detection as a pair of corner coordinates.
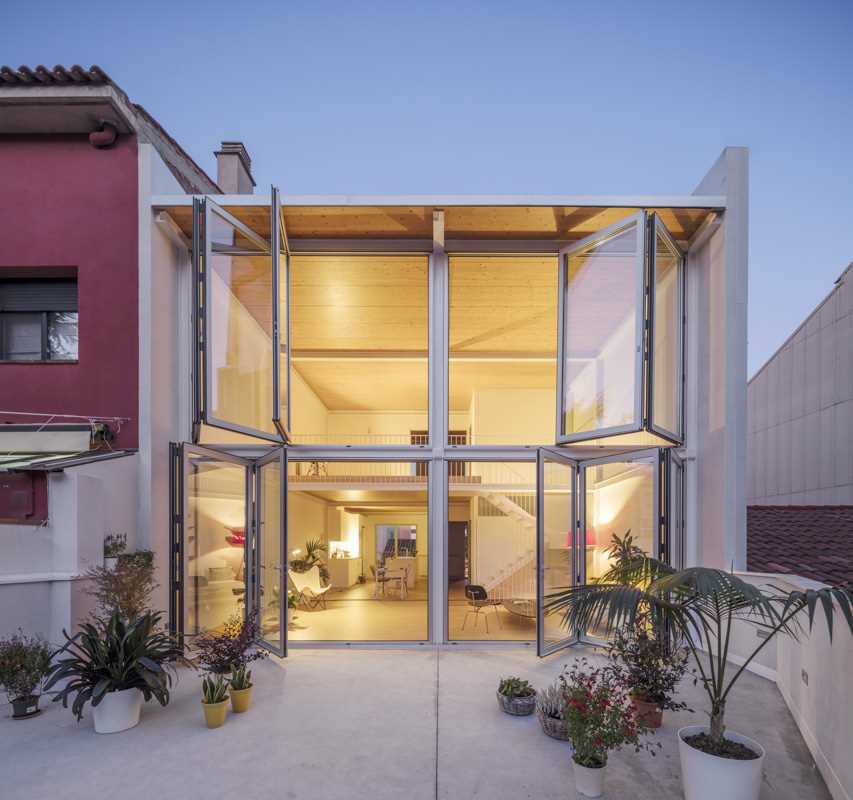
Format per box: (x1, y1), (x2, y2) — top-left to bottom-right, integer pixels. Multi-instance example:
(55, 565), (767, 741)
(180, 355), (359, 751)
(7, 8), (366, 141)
(229, 685), (252, 713)
(631, 694), (663, 728)
(202, 699), (228, 729)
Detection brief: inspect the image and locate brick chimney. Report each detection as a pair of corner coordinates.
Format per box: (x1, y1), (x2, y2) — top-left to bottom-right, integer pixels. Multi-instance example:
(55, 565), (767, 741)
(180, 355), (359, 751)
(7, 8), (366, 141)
(215, 141), (255, 194)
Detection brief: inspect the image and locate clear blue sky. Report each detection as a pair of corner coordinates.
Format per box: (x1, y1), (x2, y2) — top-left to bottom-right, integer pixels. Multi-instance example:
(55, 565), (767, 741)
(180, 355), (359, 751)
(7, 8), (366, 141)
(3, 0), (852, 375)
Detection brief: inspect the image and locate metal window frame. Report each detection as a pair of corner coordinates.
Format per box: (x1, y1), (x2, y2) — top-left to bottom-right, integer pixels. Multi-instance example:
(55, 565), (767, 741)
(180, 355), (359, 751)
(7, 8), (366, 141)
(536, 447), (580, 657)
(575, 447), (662, 647)
(194, 197), (283, 444)
(646, 213), (685, 444)
(253, 447), (287, 657)
(286, 451), (434, 645)
(0, 310), (79, 362)
(271, 187), (292, 442)
(555, 211), (647, 444)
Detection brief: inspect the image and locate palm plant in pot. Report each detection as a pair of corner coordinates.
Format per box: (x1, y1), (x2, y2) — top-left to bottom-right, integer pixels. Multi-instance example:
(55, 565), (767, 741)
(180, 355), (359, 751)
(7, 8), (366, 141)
(0, 631), (53, 719)
(561, 658), (658, 799)
(44, 610), (187, 733)
(546, 553), (853, 800)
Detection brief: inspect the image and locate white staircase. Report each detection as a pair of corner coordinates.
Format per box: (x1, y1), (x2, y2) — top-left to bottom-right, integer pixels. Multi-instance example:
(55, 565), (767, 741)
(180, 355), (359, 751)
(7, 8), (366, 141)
(477, 492), (536, 603)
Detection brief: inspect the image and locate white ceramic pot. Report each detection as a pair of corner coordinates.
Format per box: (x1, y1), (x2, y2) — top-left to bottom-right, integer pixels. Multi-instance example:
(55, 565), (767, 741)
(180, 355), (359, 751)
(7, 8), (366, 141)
(92, 688), (142, 734)
(103, 556), (119, 572)
(678, 725), (765, 800)
(572, 760), (606, 798)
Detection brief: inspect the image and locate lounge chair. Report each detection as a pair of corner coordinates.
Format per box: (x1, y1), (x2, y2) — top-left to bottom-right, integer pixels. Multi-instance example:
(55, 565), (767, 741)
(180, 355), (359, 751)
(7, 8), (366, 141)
(288, 566), (331, 609)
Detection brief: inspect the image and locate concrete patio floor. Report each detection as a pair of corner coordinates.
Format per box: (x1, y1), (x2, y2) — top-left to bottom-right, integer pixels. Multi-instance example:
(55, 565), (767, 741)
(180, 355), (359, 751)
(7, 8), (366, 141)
(1, 646), (828, 800)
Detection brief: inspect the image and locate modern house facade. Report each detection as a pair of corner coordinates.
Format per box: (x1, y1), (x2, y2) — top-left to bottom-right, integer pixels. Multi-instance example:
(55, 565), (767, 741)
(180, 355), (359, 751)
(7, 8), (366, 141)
(0, 66), (749, 659)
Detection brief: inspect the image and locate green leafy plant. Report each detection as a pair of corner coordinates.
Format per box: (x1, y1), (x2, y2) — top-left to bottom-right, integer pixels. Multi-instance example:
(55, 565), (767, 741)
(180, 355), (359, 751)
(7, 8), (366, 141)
(201, 673), (229, 704)
(43, 610), (187, 721)
(497, 676), (535, 699)
(290, 538), (329, 583)
(194, 612), (268, 674)
(103, 533), (128, 559)
(85, 549), (157, 621)
(607, 613), (692, 711)
(0, 631), (53, 701)
(286, 591), (298, 610)
(229, 663), (253, 691)
(561, 658), (658, 768)
(546, 549), (853, 757)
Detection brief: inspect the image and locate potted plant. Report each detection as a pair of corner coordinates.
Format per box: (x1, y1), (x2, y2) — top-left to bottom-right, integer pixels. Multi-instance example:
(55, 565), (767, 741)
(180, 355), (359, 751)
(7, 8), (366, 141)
(44, 610), (186, 733)
(561, 658), (658, 798)
(194, 611), (268, 675)
(228, 663), (253, 712)
(535, 680), (570, 740)
(496, 676), (536, 716)
(0, 631), (52, 719)
(606, 612), (692, 728)
(286, 591), (298, 625)
(102, 533), (127, 571)
(85, 548), (157, 621)
(201, 674), (229, 728)
(547, 555), (853, 800)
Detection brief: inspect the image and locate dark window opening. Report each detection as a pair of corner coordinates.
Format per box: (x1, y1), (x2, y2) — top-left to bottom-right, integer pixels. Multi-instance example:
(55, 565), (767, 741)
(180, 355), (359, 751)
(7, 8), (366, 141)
(0, 279), (78, 361)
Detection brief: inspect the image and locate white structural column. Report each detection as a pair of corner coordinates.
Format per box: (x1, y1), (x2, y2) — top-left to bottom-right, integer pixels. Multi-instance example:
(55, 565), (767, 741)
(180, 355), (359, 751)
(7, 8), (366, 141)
(688, 147), (749, 570)
(429, 210), (448, 642)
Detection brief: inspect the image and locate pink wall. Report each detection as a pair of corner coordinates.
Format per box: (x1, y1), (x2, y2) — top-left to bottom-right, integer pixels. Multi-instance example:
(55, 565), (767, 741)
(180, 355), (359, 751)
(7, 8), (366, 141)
(0, 135), (138, 448)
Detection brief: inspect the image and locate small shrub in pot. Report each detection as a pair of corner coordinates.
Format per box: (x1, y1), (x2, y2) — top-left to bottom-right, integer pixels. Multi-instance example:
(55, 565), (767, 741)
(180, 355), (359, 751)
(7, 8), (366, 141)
(496, 676), (536, 716)
(535, 680), (570, 740)
(0, 631), (53, 718)
(607, 612), (692, 728)
(561, 658), (659, 798)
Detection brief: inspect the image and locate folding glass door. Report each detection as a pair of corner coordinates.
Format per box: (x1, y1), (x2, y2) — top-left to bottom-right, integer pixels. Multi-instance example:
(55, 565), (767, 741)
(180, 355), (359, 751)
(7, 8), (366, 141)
(556, 211), (685, 446)
(192, 188), (290, 442)
(536, 449), (579, 656)
(170, 443), (287, 656)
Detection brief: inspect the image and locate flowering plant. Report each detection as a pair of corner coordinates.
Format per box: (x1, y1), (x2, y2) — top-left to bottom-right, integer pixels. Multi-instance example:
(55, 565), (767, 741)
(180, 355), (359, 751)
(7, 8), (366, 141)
(560, 658), (659, 768)
(193, 612), (268, 674)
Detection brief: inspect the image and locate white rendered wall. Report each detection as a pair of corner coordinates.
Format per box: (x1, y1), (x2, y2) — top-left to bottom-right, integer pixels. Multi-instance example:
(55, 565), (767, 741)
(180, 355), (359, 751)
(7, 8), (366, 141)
(729, 572), (851, 800)
(748, 264), (853, 505)
(687, 147), (749, 569)
(138, 144), (192, 615)
(0, 453), (139, 642)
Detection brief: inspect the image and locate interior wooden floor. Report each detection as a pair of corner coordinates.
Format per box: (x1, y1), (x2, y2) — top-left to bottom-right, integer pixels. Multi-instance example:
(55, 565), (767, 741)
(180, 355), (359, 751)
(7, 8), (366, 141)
(286, 579), (535, 642)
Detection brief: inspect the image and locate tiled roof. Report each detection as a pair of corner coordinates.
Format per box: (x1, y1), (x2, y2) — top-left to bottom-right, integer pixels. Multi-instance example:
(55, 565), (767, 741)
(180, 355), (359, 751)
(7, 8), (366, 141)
(0, 64), (111, 84)
(0, 64), (219, 193)
(747, 505), (853, 587)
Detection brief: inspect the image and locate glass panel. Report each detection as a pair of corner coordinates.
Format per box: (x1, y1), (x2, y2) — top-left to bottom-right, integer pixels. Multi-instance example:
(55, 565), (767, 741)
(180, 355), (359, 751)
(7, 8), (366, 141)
(184, 451), (248, 636)
(48, 311), (78, 360)
(583, 457), (655, 582)
(0, 313), (42, 360)
(206, 206), (276, 437)
(289, 255), (428, 445)
(448, 461), (537, 641)
(539, 456), (576, 654)
(562, 218), (641, 438)
(278, 251), (290, 433)
(449, 256), (557, 445)
(651, 226), (682, 438)
(258, 456), (284, 654)
(287, 460), (428, 641)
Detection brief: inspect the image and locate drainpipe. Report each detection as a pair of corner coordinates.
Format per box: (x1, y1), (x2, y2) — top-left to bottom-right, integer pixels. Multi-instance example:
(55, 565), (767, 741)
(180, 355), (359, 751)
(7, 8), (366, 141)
(89, 121), (118, 149)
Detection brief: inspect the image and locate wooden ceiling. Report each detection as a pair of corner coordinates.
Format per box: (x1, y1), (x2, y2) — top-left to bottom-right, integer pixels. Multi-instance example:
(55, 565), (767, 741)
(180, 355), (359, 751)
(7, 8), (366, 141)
(163, 204), (713, 242)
